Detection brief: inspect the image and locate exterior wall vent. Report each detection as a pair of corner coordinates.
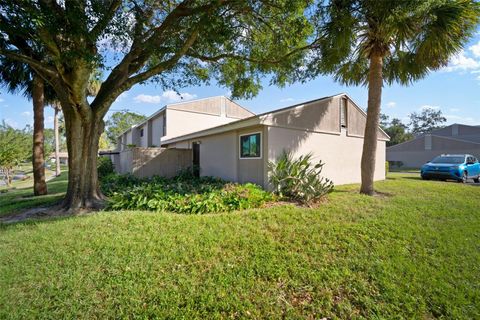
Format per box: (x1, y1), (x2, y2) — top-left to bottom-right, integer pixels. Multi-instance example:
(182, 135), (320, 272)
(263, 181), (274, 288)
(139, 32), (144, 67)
(452, 124), (459, 136)
(425, 134), (432, 150)
(340, 98), (347, 128)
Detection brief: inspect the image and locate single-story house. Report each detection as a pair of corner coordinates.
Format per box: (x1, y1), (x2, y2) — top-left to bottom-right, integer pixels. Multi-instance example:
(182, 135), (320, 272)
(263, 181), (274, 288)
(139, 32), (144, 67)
(110, 93), (389, 188)
(49, 152), (68, 165)
(386, 124), (480, 168)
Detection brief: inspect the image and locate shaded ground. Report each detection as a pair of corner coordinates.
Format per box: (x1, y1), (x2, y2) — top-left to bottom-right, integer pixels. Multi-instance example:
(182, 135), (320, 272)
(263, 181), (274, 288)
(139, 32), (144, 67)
(1, 173), (479, 319)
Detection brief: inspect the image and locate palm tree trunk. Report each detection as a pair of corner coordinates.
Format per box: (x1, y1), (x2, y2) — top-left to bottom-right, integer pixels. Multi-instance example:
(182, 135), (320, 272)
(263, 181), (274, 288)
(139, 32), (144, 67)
(54, 105), (61, 176)
(360, 53), (383, 195)
(32, 75), (48, 196)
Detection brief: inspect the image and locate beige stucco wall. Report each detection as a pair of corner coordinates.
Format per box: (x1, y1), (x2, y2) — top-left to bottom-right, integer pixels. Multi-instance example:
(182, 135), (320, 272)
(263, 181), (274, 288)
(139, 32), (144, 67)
(236, 126), (266, 186)
(126, 131), (133, 145)
(150, 114), (164, 147)
(168, 125), (267, 186)
(263, 96), (341, 134)
(138, 124), (148, 147)
(226, 99), (255, 119)
(164, 108), (240, 140)
(116, 147), (191, 178)
(198, 131), (238, 181)
(267, 126), (386, 186)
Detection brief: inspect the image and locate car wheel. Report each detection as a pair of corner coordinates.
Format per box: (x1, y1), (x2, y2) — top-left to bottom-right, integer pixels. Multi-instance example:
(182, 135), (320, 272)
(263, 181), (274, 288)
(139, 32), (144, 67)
(421, 176), (429, 180)
(459, 171), (468, 183)
(474, 176), (480, 183)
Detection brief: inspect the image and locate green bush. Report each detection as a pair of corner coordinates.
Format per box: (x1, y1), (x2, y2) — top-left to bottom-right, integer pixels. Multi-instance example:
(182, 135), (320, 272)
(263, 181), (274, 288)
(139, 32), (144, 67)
(97, 157), (115, 178)
(101, 173), (274, 214)
(268, 151), (334, 205)
(385, 161), (390, 174)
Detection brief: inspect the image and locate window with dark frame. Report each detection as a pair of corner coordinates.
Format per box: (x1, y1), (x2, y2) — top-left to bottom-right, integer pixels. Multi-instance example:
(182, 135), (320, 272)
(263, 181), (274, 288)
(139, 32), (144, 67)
(240, 133), (261, 158)
(140, 128), (144, 137)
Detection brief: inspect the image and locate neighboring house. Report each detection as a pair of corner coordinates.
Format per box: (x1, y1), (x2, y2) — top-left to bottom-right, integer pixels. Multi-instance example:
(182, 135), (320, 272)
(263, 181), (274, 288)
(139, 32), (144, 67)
(49, 152), (68, 165)
(387, 124), (480, 168)
(110, 93), (389, 187)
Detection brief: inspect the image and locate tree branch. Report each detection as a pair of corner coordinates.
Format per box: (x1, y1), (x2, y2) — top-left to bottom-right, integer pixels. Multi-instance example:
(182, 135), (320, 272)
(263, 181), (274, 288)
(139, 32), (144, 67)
(0, 49), (57, 79)
(90, 0), (122, 39)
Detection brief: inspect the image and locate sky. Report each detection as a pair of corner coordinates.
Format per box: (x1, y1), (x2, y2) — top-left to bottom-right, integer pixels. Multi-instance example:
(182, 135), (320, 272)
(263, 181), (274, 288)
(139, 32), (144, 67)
(1, 32), (480, 130)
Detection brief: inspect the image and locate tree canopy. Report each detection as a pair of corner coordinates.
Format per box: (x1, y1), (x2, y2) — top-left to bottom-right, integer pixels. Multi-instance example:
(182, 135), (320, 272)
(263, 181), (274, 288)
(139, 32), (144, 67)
(105, 111), (147, 145)
(0, 122), (31, 186)
(0, 0), (313, 210)
(409, 107), (447, 135)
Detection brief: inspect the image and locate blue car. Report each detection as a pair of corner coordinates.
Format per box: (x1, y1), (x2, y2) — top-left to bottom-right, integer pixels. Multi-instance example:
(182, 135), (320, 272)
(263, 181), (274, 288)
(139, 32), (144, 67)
(421, 154), (480, 183)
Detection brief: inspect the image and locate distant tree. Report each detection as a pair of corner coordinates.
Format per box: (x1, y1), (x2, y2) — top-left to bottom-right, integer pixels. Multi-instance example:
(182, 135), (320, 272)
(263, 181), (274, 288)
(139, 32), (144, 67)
(409, 107), (447, 134)
(297, 0), (480, 195)
(384, 118), (414, 147)
(98, 133), (112, 151)
(0, 122), (31, 186)
(105, 112), (147, 146)
(0, 56), (57, 195)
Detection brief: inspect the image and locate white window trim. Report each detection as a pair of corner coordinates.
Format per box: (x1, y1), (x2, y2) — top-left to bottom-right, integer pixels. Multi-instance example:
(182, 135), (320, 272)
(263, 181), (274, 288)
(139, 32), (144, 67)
(239, 131), (262, 160)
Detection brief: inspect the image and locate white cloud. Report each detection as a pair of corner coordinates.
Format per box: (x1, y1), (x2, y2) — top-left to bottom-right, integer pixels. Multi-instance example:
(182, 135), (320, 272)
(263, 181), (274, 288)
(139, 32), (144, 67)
(0, 98), (4, 103)
(161, 90), (197, 103)
(420, 105), (440, 111)
(280, 98), (295, 103)
(45, 116), (54, 124)
(21, 111), (31, 117)
(449, 108), (460, 113)
(134, 94), (161, 104)
(385, 101), (396, 108)
(443, 50), (480, 72)
(134, 90), (197, 104)
(469, 41), (480, 58)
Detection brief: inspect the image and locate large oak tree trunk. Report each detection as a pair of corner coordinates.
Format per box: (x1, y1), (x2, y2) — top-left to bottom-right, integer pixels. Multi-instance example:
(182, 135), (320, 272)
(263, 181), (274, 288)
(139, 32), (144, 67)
(32, 75), (48, 196)
(62, 107), (105, 211)
(360, 53), (383, 195)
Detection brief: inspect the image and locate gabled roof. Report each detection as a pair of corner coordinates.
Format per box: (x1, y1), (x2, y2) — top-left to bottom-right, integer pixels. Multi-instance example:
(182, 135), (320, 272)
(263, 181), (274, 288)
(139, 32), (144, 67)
(161, 93), (390, 145)
(116, 96), (251, 138)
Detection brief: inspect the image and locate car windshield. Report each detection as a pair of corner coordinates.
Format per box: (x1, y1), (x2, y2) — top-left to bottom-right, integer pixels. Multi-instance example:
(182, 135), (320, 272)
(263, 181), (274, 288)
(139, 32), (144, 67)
(430, 156), (465, 164)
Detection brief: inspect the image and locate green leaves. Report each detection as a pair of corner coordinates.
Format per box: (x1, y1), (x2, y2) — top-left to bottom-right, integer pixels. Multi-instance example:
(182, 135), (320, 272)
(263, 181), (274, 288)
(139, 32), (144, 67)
(0, 121), (32, 185)
(0, 121), (31, 168)
(101, 173), (274, 214)
(104, 111), (147, 145)
(267, 150), (334, 205)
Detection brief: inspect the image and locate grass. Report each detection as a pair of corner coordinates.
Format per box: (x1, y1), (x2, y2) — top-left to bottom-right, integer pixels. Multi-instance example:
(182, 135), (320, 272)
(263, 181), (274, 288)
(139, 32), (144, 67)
(0, 173), (479, 318)
(0, 172), (68, 217)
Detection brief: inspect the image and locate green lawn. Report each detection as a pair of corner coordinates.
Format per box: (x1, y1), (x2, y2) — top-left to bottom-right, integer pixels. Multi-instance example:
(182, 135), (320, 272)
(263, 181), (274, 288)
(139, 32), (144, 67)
(0, 172), (68, 217)
(0, 173), (479, 319)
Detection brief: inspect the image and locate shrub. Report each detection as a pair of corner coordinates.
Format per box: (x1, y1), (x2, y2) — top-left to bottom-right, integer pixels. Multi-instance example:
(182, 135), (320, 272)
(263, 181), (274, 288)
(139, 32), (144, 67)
(101, 173), (274, 214)
(97, 157), (115, 178)
(388, 161), (404, 168)
(268, 151), (334, 205)
(100, 173), (139, 194)
(385, 161), (390, 174)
